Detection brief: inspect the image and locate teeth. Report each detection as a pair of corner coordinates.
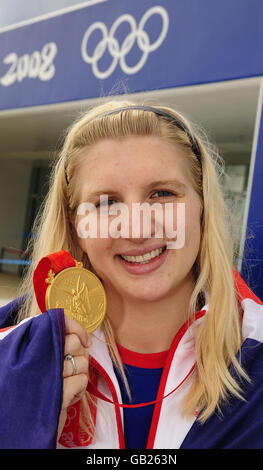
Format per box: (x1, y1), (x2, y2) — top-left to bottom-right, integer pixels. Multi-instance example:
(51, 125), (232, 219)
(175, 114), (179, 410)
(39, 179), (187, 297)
(121, 247), (165, 263)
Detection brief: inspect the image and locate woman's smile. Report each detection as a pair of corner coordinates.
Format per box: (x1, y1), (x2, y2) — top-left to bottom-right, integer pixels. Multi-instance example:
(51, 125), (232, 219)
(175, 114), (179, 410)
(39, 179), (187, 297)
(116, 243), (169, 275)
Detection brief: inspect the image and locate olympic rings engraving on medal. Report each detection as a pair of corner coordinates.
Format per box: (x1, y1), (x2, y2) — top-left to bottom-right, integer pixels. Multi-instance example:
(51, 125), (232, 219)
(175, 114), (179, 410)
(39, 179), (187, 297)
(81, 6), (169, 79)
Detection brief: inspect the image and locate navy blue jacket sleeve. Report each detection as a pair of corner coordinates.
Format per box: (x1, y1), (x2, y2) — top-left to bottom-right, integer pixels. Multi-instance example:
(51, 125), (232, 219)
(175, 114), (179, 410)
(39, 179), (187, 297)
(0, 298), (65, 449)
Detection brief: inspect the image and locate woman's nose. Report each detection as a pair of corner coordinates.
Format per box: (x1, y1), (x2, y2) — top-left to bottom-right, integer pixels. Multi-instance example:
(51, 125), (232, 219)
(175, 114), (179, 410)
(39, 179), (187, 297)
(110, 201), (165, 241)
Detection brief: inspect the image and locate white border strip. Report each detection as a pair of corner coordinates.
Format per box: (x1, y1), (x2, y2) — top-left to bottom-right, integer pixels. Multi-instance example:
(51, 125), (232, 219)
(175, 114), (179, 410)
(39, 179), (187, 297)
(0, 0), (108, 33)
(237, 78), (263, 272)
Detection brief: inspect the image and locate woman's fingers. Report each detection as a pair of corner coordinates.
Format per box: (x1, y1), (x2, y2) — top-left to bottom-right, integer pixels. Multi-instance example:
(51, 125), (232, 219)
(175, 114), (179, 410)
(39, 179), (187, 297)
(63, 316), (90, 379)
(57, 313), (90, 440)
(64, 332), (87, 357)
(63, 315), (90, 376)
(63, 354), (89, 378)
(64, 314), (89, 348)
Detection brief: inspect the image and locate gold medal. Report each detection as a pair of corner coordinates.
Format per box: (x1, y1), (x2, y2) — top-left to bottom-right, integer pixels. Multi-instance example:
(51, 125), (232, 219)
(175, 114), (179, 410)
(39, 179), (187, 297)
(45, 261), (106, 333)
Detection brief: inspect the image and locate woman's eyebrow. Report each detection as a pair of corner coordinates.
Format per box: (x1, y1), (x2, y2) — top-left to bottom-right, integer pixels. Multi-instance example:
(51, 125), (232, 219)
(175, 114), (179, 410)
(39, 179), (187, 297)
(146, 179), (186, 190)
(82, 189), (121, 201)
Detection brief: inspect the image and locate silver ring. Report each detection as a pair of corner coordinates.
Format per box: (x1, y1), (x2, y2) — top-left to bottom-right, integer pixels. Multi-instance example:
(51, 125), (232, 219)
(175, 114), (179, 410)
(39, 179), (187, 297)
(64, 354), (77, 375)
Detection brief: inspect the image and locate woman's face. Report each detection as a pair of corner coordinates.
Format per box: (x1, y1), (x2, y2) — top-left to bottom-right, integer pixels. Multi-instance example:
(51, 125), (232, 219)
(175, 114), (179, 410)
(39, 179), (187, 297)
(73, 135), (202, 303)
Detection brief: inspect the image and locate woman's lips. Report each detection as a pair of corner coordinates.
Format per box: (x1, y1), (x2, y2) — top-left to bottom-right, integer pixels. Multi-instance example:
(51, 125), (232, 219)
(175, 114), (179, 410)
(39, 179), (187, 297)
(118, 243), (167, 257)
(116, 246), (169, 275)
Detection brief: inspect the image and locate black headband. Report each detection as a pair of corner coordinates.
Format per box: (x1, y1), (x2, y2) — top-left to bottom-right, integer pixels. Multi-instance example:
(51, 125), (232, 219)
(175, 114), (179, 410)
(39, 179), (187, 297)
(64, 105), (202, 185)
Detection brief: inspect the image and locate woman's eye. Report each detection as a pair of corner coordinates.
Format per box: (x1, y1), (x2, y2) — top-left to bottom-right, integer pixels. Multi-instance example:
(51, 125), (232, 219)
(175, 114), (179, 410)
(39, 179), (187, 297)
(151, 190), (174, 198)
(96, 198), (117, 208)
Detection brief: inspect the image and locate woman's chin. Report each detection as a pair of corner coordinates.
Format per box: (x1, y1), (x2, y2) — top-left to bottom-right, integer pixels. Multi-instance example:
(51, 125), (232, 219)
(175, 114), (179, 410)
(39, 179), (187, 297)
(121, 283), (172, 303)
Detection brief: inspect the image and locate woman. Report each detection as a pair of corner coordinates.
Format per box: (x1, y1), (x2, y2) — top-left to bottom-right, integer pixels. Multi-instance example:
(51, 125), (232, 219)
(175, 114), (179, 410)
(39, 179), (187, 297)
(0, 101), (262, 449)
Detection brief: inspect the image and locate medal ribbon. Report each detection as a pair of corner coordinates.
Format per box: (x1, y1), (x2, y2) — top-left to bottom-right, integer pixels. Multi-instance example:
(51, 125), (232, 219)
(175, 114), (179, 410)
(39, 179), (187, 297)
(33, 250), (76, 312)
(87, 358), (196, 409)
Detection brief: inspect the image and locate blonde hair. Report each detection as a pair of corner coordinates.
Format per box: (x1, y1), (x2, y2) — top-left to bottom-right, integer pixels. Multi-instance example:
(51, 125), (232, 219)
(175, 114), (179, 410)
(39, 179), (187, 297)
(16, 100), (249, 437)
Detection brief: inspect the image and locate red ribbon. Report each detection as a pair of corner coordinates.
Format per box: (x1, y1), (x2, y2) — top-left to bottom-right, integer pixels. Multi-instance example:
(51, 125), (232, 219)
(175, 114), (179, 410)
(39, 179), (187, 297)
(33, 250), (76, 312)
(88, 356), (197, 409)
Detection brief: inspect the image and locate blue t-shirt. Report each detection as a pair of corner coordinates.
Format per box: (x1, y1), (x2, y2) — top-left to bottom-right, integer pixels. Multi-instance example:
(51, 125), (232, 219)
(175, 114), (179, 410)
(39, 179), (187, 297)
(114, 345), (168, 449)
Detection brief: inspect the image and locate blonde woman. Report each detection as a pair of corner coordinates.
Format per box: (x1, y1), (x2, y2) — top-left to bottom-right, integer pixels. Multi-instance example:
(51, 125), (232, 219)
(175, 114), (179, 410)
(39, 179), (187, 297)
(0, 101), (262, 449)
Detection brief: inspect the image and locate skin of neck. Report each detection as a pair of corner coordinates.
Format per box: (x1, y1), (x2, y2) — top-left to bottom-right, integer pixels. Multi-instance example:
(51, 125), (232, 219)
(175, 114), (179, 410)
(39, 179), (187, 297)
(104, 271), (196, 354)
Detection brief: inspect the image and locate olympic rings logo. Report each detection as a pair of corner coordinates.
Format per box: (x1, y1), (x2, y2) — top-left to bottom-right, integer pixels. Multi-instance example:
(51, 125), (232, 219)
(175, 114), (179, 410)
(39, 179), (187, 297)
(81, 6), (169, 79)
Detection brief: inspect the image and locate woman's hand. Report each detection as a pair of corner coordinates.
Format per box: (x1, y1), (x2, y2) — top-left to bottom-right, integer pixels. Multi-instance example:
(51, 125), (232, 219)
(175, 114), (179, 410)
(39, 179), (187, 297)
(57, 315), (90, 440)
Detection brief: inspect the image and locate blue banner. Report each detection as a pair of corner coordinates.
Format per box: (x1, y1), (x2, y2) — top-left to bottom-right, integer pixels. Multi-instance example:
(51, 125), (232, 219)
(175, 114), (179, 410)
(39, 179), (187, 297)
(0, 0), (263, 110)
(242, 92), (263, 301)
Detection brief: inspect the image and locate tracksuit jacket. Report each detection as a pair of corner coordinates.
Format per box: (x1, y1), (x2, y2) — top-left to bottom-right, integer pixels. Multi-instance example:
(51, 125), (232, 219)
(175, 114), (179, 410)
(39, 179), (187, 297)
(0, 270), (263, 449)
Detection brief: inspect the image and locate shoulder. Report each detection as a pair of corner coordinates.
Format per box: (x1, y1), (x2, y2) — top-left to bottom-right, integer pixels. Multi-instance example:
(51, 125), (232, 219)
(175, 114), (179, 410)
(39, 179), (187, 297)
(233, 268), (263, 344)
(232, 269), (263, 379)
(239, 294), (263, 383)
(242, 298), (263, 344)
(0, 294), (28, 328)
